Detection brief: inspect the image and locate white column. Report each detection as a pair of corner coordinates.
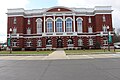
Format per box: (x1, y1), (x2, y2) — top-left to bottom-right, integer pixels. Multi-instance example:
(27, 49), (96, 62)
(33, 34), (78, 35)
(53, 14), (56, 32)
(73, 14), (76, 32)
(43, 14), (46, 33)
(63, 14), (65, 32)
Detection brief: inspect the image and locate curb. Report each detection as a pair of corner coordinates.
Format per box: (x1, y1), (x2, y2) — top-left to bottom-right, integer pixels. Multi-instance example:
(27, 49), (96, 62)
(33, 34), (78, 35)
(66, 52), (117, 55)
(0, 54), (48, 56)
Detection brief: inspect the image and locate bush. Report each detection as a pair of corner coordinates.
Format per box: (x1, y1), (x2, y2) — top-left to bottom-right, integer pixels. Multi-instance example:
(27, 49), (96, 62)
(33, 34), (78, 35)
(81, 46), (89, 49)
(94, 42), (101, 49)
(12, 47), (22, 51)
(25, 47), (36, 51)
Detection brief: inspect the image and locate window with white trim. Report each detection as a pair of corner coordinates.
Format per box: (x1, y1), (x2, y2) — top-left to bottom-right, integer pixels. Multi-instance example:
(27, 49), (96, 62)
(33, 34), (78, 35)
(26, 40), (32, 47)
(56, 18), (63, 32)
(77, 19), (82, 33)
(67, 38), (73, 47)
(88, 17), (91, 23)
(103, 25), (107, 32)
(13, 27), (17, 34)
(88, 27), (93, 33)
(78, 39), (83, 46)
(27, 27), (31, 34)
(36, 18), (42, 34)
(28, 18), (30, 25)
(46, 38), (52, 46)
(13, 17), (16, 24)
(47, 19), (53, 32)
(89, 38), (93, 45)
(103, 15), (106, 22)
(103, 40), (108, 45)
(66, 18), (72, 32)
(12, 39), (17, 47)
(37, 40), (42, 47)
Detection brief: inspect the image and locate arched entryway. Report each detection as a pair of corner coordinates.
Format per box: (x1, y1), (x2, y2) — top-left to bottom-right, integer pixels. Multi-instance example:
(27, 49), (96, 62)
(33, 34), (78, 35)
(57, 38), (63, 48)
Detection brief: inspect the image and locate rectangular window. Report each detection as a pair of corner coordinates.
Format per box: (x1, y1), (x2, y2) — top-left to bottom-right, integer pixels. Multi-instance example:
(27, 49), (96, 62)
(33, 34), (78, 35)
(103, 40), (108, 45)
(88, 27), (93, 33)
(13, 17), (16, 24)
(28, 18), (30, 25)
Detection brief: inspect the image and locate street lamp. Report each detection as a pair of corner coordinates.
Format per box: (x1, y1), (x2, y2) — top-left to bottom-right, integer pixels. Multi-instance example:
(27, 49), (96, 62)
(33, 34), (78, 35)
(107, 26), (110, 51)
(113, 28), (115, 52)
(9, 28), (12, 53)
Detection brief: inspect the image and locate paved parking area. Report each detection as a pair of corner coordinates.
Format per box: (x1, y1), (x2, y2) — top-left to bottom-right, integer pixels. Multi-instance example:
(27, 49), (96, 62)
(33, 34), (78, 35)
(0, 58), (120, 80)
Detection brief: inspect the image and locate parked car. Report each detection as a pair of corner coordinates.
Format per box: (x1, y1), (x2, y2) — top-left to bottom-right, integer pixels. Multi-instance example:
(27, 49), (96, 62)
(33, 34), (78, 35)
(114, 42), (120, 49)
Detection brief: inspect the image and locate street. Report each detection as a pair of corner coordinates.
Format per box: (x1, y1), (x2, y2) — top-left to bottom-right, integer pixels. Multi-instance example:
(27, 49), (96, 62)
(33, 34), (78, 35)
(0, 58), (120, 80)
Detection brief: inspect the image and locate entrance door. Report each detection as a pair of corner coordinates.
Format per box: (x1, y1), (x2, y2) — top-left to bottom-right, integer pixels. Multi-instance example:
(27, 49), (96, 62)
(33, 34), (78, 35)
(57, 38), (63, 48)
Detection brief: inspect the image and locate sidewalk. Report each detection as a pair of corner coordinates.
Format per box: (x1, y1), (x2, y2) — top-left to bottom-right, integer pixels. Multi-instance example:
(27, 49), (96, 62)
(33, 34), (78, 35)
(43, 49), (68, 60)
(0, 50), (120, 60)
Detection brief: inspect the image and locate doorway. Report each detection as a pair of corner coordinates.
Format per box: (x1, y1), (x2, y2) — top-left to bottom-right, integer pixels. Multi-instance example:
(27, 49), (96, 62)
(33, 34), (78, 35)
(57, 38), (63, 48)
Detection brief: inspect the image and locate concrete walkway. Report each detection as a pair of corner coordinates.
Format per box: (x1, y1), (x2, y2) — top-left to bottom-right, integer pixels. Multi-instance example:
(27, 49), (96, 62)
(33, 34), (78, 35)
(43, 49), (68, 60)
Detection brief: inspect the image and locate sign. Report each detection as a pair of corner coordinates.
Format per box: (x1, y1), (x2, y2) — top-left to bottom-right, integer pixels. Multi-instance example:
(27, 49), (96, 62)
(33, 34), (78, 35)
(8, 38), (10, 46)
(108, 35), (112, 43)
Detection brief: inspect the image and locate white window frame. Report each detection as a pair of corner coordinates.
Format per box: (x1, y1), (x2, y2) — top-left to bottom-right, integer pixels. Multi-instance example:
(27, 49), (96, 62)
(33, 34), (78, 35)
(88, 17), (92, 23)
(56, 18), (63, 32)
(88, 27), (93, 33)
(13, 27), (17, 34)
(12, 40), (17, 47)
(13, 17), (16, 24)
(67, 38), (74, 47)
(89, 38), (93, 45)
(47, 19), (53, 32)
(103, 15), (106, 22)
(103, 40), (108, 45)
(36, 18), (42, 34)
(26, 40), (32, 47)
(37, 40), (42, 47)
(103, 25), (107, 33)
(27, 27), (31, 34)
(78, 39), (83, 46)
(28, 18), (31, 25)
(66, 18), (73, 32)
(46, 38), (52, 47)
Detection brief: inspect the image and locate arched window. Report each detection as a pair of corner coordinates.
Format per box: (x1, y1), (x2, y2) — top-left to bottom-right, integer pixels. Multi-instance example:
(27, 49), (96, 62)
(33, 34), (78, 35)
(46, 38), (52, 47)
(66, 18), (72, 32)
(77, 18), (83, 33)
(56, 18), (63, 32)
(27, 27), (31, 34)
(88, 26), (93, 33)
(13, 27), (17, 34)
(47, 19), (53, 32)
(67, 38), (73, 47)
(26, 39), (32, 47)
(78, 39), (83, 46)
(36, 18), (42, 34)
(12, 39), (17, 47)
(37, 40), (42, 47)
(89, 38), (93, 45)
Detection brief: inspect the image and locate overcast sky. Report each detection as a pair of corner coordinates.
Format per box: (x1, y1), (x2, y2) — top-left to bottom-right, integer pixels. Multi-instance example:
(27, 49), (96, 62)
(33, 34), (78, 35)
(0, 0), (120, 42)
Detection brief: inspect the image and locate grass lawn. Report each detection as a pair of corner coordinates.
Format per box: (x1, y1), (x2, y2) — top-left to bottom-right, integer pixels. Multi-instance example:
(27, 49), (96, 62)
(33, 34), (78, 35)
(65, 49), (120, 55)
(0, 51), (53, 55)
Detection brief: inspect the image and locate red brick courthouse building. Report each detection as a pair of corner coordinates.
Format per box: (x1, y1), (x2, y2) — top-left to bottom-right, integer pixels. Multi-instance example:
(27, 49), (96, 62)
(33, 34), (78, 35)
(7, 6), (114, 50)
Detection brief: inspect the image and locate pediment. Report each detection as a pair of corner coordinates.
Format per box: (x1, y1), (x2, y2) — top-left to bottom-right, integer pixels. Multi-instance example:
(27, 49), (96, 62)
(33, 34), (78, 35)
(46, 6), (73, 12)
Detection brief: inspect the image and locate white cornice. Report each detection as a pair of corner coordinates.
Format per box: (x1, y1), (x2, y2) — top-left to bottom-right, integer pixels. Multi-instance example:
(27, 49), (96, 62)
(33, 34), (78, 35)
(7, 6), (113, 17)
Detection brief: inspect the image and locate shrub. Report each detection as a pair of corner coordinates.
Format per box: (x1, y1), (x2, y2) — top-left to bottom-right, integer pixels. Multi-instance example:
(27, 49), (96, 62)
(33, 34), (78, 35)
(12, 47), (22, 51)
(25, 47), (36, 51)
(94, 42), (101, 49)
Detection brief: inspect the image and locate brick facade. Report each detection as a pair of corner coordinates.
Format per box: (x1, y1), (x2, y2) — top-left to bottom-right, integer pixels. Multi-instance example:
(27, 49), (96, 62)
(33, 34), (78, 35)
(7, 6), (114, 50)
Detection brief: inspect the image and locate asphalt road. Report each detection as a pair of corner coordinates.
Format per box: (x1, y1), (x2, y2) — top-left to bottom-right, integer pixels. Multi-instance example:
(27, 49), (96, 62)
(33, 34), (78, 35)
(0, 58), (120, 80)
